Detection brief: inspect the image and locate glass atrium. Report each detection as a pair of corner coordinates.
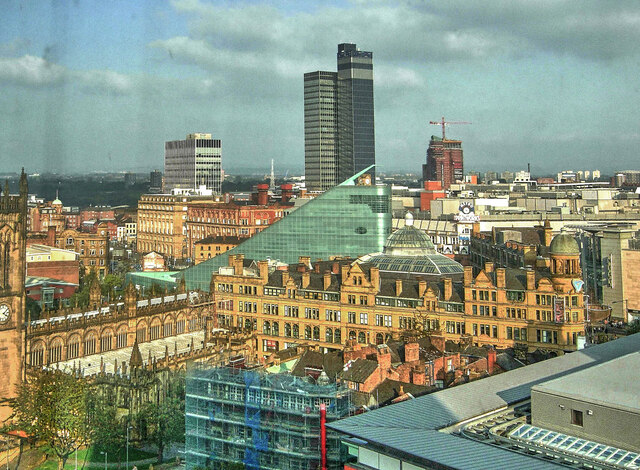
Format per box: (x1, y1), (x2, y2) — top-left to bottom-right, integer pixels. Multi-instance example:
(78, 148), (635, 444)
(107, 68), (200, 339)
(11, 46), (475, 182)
(182, 166), (391, 291)
(510, 423), (640, 469)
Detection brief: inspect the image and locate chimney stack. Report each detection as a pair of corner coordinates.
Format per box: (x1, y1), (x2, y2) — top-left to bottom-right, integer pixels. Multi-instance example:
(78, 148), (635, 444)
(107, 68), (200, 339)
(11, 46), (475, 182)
(443, 278), (452, 300)
(395, 279), (403, 297)
(526, 269), (536, 290)
(324, 271), (332, 290)
(464, 266), (473, 286)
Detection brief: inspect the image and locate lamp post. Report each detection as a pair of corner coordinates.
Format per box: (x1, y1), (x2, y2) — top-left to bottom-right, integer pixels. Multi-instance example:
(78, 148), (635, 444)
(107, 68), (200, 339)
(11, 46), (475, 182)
(126, 424), (133, 470)
(100, 451), (107, 470)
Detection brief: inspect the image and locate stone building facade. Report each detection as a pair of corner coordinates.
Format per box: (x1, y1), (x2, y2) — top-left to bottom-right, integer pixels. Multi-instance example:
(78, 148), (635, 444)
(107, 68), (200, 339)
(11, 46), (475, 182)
(210, 245), (586, 357)
(0, 172), (28, 422)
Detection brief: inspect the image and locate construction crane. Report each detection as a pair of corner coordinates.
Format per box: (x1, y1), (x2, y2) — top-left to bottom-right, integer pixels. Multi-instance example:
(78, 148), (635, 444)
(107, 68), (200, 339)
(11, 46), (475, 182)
(429, 116), (471, 140)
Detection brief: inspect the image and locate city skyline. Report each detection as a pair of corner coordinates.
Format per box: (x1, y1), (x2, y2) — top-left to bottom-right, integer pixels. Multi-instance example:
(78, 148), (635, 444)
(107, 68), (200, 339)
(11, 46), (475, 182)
(2, 1), (640, 175)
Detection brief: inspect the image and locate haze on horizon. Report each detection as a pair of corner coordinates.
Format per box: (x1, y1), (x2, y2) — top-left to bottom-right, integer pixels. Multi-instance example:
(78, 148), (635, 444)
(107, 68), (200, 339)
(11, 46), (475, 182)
(2, 0), (639, 176)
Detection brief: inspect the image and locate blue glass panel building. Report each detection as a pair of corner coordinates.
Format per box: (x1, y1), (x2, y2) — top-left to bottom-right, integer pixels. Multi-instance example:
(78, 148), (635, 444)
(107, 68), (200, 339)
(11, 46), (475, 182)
(181, 166), (391, 291)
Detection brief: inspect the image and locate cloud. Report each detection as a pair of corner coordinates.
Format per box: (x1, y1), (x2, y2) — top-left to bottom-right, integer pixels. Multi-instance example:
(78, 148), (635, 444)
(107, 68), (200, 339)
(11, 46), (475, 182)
(0, 48), (232, 106)
(0, 55), (66, 86)
(407, 0), (640, 61)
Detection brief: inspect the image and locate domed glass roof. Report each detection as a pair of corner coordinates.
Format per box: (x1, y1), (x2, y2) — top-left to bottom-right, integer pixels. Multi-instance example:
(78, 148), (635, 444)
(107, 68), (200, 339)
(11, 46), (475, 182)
(358, 212), (464, 275)
(550, 229), (580, 255)
(384, 213), (437, 256)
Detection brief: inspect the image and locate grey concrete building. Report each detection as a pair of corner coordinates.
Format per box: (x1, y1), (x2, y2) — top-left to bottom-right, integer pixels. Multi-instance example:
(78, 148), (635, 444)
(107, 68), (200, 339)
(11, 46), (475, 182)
(531, 351), (640, 453)
(164, 133), (222, 194)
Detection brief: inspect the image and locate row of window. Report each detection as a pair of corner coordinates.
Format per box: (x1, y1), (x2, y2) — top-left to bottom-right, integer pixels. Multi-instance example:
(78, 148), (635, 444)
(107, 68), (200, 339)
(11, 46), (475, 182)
(30, 319), (197, 365)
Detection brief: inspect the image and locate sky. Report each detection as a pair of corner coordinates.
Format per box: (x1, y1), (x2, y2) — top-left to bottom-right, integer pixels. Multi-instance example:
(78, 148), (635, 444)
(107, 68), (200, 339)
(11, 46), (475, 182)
(1, 0), (640, 176)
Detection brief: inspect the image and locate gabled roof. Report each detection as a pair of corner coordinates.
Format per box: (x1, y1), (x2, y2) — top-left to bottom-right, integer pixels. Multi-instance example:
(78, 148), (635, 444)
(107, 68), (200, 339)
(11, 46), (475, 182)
(340, 358), (379, 384)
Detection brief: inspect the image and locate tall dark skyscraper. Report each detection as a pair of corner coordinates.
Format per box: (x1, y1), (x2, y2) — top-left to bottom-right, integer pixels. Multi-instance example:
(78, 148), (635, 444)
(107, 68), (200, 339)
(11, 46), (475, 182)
(304, 43), (375, 191)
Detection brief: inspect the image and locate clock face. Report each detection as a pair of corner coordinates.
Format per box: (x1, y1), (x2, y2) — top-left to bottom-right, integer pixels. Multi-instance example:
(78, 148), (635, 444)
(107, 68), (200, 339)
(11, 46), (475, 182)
(0, 304), (10, 323)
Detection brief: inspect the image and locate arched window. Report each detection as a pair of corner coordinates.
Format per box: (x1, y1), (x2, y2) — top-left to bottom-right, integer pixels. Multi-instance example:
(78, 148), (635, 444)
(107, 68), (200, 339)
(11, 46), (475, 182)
(150, 318), (162, 340)
(375, 333), (384, 345)
(245, 318), (252, 330)
(136, 324), (147, 343)
(272, 322), (279, 336)
(385, 333), (393, 344)
(304, 326), (311, 340)
(263, 321), (271, 335)
(84, 332), (96, 356)
(284, 323), (291, 337)
(31, 342), (45, 366)
(4, 242), (10, 289)
(176, 317), (186, 334)
(358, 332), (366, 344)
(100, 329), (113, 352)
(325, 328), (333, 343)
(67, 335), (80, 359)
(348, 330), (356, 341)
(163, 320), (173, 337)
(313, 326), (320, 341)
(334, 328), (342, 344)
(293, 324), (299, 338)
(48, 338), (64, 363)
(116, 326), (128, 349)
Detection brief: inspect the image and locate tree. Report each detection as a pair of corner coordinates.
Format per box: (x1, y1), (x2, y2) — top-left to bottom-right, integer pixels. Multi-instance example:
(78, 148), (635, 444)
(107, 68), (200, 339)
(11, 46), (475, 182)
(627, 319), (640, 335)
(141, 397), (184, 464)
(86, 392), (126, 464)
(101, 273), (124, 302)
(69, 269), (98, 308)
(10, 370), (90, 470)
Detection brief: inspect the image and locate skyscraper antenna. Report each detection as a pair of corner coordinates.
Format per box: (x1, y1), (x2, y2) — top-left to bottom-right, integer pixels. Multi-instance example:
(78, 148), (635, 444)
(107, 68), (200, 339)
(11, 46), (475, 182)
(270, 159), (276, 190)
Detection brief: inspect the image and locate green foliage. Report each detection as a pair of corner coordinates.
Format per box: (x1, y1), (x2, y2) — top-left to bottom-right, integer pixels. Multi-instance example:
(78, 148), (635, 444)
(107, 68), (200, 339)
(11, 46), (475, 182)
(10, 370), (90, 469)
(140, 397), (185, 463)
(85, 393), (125, 458)
(626, 319), (640, 335)
(101, 273), (124, 301)
(69, 269), (97, 308)
(26, 295), (42, 321)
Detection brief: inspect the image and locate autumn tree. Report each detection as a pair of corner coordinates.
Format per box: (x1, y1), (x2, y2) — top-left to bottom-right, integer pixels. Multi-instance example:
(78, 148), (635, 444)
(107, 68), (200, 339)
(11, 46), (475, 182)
(10, 370), (90, 469)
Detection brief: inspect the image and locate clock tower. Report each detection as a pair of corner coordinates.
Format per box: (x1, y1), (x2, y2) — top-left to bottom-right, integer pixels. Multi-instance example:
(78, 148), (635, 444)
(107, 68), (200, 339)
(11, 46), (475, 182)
(0, 170), (27, 422)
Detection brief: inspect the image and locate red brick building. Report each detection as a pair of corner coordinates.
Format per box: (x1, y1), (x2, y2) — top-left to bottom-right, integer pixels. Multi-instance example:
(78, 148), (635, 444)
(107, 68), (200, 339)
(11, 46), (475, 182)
(185, 202), (287, 259)
(420, 180), (446, 211)
(26, 244), (80, 285)
(422, 135), (464, 189)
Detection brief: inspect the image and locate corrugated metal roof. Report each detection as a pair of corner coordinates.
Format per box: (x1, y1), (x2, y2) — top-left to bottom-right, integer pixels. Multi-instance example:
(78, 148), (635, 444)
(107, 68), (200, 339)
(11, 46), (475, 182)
(329, 333), (640, 469)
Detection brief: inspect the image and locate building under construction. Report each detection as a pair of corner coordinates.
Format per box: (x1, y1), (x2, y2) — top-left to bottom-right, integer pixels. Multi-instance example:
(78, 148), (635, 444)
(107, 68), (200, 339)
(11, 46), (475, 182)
(185, 366), (352, 470)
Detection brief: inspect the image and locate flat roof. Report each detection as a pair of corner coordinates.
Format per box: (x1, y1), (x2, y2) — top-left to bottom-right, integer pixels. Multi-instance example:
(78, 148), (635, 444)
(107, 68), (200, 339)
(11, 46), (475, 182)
(329, 334), (640, 469)
(532, 351), (640, 414)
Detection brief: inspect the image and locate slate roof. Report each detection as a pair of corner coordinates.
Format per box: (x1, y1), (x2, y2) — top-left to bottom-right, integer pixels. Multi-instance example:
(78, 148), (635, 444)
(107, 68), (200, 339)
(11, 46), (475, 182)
(290, 349), (344, 381)
(340, 358), (379, 384)
(329, 333), (640, 470)
(372, 379), (435, 406)
(496, 352), (525, 371)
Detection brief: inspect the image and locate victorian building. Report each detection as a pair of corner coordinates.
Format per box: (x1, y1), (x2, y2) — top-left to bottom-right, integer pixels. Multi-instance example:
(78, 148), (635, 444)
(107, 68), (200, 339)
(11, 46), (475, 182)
(209, 223), (586, 357)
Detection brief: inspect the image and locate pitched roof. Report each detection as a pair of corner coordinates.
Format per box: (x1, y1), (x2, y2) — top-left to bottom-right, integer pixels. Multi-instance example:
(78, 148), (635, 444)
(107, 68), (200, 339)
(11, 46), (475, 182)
(340, 358), (379, 384)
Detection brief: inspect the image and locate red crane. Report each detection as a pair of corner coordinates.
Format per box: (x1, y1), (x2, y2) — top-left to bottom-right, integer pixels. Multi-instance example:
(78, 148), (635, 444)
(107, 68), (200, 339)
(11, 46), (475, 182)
(429, 116), (471, 140)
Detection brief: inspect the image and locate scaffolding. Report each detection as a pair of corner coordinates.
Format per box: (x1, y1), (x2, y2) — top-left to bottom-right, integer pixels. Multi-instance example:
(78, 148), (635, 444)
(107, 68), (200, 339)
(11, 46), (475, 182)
(185, 365), (352, 470)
